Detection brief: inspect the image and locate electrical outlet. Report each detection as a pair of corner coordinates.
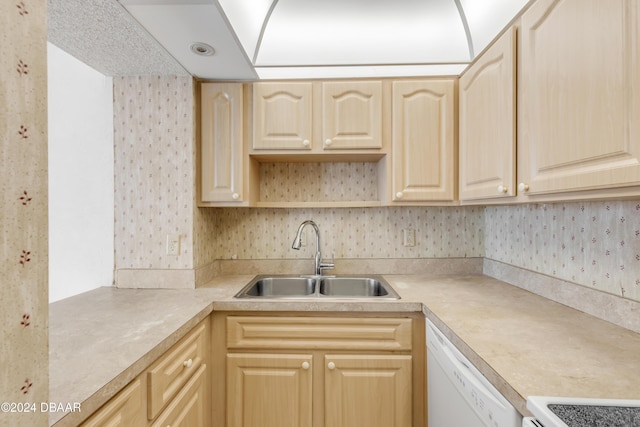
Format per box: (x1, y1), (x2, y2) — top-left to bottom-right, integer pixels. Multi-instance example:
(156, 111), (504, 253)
(403, 229), (416, 247)
(166, 234), (180, 256)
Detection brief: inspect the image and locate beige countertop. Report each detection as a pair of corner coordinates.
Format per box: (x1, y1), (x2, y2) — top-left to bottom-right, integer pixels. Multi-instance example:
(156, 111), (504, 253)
(49, 273), (640, 426)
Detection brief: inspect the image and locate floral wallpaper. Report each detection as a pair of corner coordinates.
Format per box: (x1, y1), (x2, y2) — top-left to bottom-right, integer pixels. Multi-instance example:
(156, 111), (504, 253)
(210, 206), (484, 260)
(485, 201), (640, 302)
(259, 162), (379, 202)
(113, 76), (197, 271)
(0, 1), (49, 425)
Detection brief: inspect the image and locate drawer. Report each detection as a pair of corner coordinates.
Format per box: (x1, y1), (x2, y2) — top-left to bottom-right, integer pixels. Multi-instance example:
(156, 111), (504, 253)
(226, 316), (412, 351)
(149, 364), (208, 427)
(80, 376), (144, 427)
(147, 319), (209, 420)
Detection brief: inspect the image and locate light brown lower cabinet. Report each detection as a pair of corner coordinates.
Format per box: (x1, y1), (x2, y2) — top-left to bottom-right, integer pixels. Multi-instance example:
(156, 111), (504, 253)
(227, 354), (313, 427)
(79, 376), (145, 427)
(80, 317), (211, 427)
(214, 313), (425, 427)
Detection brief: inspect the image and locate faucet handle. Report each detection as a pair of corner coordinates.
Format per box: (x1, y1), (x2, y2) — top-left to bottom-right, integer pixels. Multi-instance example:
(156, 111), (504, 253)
(320, 253), (335, 273)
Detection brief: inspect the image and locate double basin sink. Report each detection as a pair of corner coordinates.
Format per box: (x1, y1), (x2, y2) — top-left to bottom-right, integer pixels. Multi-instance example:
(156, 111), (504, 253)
(234, 275), (400, 300)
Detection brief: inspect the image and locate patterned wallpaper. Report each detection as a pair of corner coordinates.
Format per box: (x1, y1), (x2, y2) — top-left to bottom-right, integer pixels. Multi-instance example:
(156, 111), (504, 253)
(259, 162), (379, 202)
(113, 76), (196, 270)
(485, 201), (640, 302)
(209, 206), (484, 260)
(1, 1), (49, 425)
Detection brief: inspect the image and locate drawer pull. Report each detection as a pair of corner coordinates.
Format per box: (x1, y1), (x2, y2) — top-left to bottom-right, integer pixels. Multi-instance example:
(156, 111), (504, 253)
(183, 358), (193, 368)
(327, 361), (336, 370)
(302, 361), (310, 370)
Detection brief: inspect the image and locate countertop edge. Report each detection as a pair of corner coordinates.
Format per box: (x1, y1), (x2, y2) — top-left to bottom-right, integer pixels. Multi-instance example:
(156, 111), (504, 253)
(50, 304), (214, 427)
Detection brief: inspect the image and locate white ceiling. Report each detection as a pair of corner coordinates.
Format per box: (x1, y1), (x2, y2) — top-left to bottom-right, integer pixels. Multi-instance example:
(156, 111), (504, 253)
(51, 0), (530, 80)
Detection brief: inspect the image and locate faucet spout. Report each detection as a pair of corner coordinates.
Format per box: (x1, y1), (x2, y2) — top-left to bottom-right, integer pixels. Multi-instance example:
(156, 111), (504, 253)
(292, 220), (334, 276)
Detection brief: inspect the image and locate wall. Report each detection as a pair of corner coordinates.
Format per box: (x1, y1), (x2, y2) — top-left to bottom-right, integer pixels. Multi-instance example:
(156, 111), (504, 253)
(485, 201), (640, 302)
(48, 42), (114, 303)
(1, 2), (49, 426)
(210, 206), (484, 261)
(113, 76), (218, 288)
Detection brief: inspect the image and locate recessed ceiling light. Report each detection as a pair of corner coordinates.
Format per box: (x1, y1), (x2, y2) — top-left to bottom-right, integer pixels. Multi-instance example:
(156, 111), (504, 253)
(190, 42), (215, 56)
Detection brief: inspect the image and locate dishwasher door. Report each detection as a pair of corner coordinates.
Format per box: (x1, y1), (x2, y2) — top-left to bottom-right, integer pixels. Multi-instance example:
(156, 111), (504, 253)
(427, 320), (522, 427)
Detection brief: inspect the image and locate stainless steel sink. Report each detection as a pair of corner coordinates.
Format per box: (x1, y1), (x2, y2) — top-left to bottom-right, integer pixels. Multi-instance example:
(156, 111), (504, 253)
(234, 275), (400, 300)
(234, 276), (316, 298)
(319, 276), (400, 299)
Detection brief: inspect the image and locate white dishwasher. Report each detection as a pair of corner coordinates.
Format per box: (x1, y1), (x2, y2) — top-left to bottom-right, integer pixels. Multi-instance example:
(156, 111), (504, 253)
(427, 319), (522, 427)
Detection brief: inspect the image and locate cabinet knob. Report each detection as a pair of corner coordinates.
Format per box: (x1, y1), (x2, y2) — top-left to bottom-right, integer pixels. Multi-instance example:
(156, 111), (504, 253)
(183, 358), (193, 368)
(327, 361), (336, 370)
(324, 138), (332, 146)
(497, 185), (508, 194)
(302, 361), (310, 370)
(302, 139), (310, 147)
(396, 191), (403, 199)
(231, 193), (240, 200)
(518, 182), (530, 192)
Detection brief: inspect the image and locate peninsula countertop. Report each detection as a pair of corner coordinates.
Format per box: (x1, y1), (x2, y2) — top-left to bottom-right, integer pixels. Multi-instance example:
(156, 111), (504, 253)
(49, 274), (640, 426)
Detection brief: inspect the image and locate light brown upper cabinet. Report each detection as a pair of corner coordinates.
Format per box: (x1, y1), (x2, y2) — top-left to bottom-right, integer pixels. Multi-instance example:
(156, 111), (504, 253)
(253, 82), (313, 150)
(252, 80), (385, 154)
(200, 83), (245, 205)
(459, 27), (516, 202)
(391, 80), (456, 203)
(518, 0), (640, 198)
(322, 81), (383, 149)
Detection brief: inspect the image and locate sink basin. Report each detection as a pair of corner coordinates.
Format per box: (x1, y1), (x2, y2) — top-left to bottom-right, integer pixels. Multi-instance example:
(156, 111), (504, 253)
(319, 276), (400, 299)
(234, 275), (400, 300)
(234, 276), (315, 298)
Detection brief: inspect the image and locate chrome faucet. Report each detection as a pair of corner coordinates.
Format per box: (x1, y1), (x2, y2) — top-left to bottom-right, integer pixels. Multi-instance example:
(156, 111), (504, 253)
(292, 220), (334, 276)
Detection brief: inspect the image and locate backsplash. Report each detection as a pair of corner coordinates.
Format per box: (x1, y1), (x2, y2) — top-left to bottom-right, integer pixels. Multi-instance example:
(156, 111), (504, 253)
(485, 201), (640, 302)
(259, 162), (379, 202)
(209, 206), (484, 260)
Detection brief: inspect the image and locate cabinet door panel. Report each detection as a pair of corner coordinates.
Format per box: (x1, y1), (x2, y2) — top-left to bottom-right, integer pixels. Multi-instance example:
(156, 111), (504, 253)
(227, 354), (313, 427)
(459, 27), (516, 200)
(80, 378), (144, 427)
(323, 81), (382, 149)
(392, 80), (455, 202)
(253, 83), (312, 150)
(147, 320), (208, 420)
(200, 83), (243, 203)
(150, 364), (209, 427)
(519, 0), (640, 194)
(324, 354), (412, 427)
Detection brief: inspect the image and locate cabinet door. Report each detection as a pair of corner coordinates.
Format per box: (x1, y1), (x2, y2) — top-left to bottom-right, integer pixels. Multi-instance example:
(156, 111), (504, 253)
(201, 83), (243, 202)
(519, 0), (640, 195)
(253, 82), (313, 150)
(391, 80), (455, 202)
(227, 353), (313, 427)
(150, 364), (209, 427)
(459, 27), (516, 201)
(147, 319), (209, 420)
(80, 377), (144, 427)
(322, 81), (382, 149)
(324, 354), (412, 427)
